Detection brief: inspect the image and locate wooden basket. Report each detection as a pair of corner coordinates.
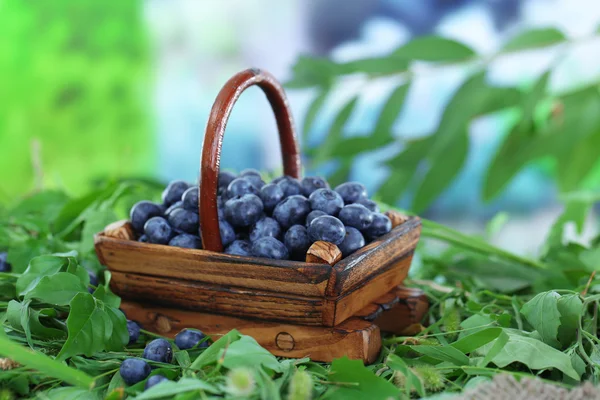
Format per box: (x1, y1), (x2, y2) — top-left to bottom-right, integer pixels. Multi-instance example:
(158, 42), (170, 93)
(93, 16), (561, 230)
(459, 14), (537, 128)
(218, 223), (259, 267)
(94, 68), (426, 363)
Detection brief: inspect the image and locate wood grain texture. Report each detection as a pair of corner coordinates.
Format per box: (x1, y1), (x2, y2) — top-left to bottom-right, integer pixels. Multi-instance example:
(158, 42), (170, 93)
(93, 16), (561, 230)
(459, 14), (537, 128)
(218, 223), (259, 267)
(385, 210), (409, 228)
(374, 287), (429, 335)
(111, 271), (325, 325)
(305, 241), (342, 265)
(120, 300), (381, 364)
(200, 69), (301, 252)
(96, 233), (330, 296)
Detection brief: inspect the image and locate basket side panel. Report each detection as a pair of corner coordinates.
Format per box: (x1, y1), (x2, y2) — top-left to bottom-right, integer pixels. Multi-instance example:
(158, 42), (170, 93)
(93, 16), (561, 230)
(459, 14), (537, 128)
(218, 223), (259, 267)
(95, 236), (330, 296)
(110, 271), (324, 325)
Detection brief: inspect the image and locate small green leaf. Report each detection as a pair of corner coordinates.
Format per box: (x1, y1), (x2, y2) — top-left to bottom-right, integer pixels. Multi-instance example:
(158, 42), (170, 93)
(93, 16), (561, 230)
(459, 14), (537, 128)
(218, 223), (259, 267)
(520, 291), (561, 347)
(327, 356), (399, 399)
(134, 378), (218, 399)
(374, 83), (411, 133)
(221, 335), (282, 373)
(189, 329), (241, 369)
(478, 330), (509, 367)
(394, 36), (476, 62)
(24, 273), (87, 306)
(502, 28), (566, 52)
(557, 294), (583, 346)
(16, 255), (70, 295)
(302, 88), (329, 144)
(39, 387), (101, 400)
(451, 327), (502, 354)
(313, 96), (359, 164)
(410, 345), (470, 366)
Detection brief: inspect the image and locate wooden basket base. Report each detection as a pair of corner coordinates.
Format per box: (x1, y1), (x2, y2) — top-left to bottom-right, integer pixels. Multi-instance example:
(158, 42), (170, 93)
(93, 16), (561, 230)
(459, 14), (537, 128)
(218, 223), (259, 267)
(120, 286), (427, 364)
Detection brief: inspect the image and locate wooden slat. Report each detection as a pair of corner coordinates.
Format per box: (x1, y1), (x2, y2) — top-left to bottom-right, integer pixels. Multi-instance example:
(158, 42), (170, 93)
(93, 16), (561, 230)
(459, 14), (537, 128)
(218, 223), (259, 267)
(111, 272), (324, 325)
(353, 303), (382, 321)
(96, 230), (331, 297)
(375, 287), (429, 334)
(120, 300), (381, 364)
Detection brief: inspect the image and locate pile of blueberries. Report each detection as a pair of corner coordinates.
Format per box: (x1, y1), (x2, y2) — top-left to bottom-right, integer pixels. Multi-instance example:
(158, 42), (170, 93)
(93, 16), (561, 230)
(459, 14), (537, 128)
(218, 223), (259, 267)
(121, 324), (209, 389)
(130, 170), (392, 260)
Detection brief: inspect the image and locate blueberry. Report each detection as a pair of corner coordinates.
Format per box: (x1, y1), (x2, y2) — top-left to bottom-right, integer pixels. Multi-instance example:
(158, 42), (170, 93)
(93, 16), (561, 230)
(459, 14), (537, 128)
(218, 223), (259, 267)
(219, 171), (237, 189)
(225, 240), (252, 256)
(120, 358), (151, 386)
(162, 180), (190, 207)
(308, 216), (346, 245)
(226, 178), (259, 199)
(175, 328), (209, 350)
(355, 198), (380, 213)
(240, 169), (265, 189)
(127, 320), (141, 345)
(338, 227), (365, 258)
(335, 182), (368, 204)
(145, 375), (169, 390)
(284, 225), (311, 260)
(0, 253), (12, 272)
(164, 201), (183, 217)
(251, 237), (289, 260)
(249, 217), (281, 242)
(143, 339), (173, 364)
(144, 217), (174, 244)
(273, 195), (311, 229)
(305, 210), (327, 227)
(130, 201), (163, 233)
(224, 194), (264, 227)
(138, 234), (148, 243)
(338, 204), (373, 230)
(301, 176), (329, 196)
(309, 189), (344, 216)
(219, 218), (236, 246)
(88, 271), (99, 287)
(182, 186), (199, 212)
(271, 176), (288, 184)
(168, 208), (199, 235)
(276, 176), (303, 198)
(169, 234), (202, 249)
(259, 184), (284, 213)
(363, 213), (392, 239)
(217, 196), (225, 219)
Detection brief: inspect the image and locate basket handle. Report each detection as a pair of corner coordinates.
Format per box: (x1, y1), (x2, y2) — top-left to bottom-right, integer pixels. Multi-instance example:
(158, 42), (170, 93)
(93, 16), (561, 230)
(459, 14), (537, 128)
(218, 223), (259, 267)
(199, 68), (302, 252)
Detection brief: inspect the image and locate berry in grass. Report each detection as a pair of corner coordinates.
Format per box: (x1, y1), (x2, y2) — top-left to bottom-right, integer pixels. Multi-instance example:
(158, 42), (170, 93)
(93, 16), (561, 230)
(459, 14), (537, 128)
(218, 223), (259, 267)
(307, 215), (346, 245)
(338, 204), (373, 230)
(226, 178), (259, 199)
(276, 176), (303, 198)
(143, 339), (173, 364)
(130, 201), (163, 233)
(363, 212), (392, 239)
(88, 270), (98, 294)
(162, 180), (189, 207)
(175, 328), (209, 350)
(120, 358), (151, 386)
(284, 225), (311, 260)
(301, 176), (329, 196)
(224, 194), (264, 227)
(338, 227), (365, 257)
(145, 375), (169, 390)
(251, 237), (289, 260)
(335, 182), (368, 204)
(219, 171), (237, 189)
(182, 186), (199, 212)
(219, 218), (236, 246)
(127, 320), (141, 345)
(168, 234), (201, 249)
(249, 217), (281, 242)
(259, 184), (284, 213)
(273, 195), (311, 229)
(167, 208), (199, 234)
(305, 210), (327, 227)
(308, 189), (344, 216)
(225, 240), (252, 256)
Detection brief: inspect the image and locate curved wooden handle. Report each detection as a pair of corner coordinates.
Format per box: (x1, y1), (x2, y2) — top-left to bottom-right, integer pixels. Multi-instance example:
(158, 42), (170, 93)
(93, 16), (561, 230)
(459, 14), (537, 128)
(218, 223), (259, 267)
(199, 68), (302, 252)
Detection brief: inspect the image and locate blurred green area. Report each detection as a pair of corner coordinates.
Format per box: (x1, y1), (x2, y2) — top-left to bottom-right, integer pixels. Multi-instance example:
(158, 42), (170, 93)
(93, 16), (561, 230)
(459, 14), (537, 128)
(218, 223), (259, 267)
(0, 0), (156, 205)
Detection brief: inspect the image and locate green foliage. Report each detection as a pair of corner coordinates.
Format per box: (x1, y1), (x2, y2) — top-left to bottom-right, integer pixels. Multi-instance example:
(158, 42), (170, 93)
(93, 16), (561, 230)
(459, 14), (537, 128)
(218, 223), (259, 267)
(288, 27), (600, 212)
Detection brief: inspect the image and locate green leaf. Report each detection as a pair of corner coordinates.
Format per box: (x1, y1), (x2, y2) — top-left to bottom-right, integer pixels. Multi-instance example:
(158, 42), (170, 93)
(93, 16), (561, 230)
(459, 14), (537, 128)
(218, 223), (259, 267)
(478, 330), (509, 367)
(189, 329), (241, 369)
(502, 28), (566, 52)
(104, 306), (129, 351)
(410, 345), (470, 366)
(106, 372), (126, 398)
(24, 273), (87, 306)
(39, 387), (102, 400)
(327, 356), (399, 399)
(557, 294), (583, 346)
(0, 335), (94, 389)
(302, 88), (329, 144)
(374, 83), (411, 133)
(313, 96), (359, 164)
(16, 254), (70, 295)
(488, 330), (580, 380)
(386, 354), (425, 397)
(394, 36), (476, 62)
(520, 291), (561, 347)
(221, 335), (282, 373)
(134, 378), (218, 399)
(451, 327), (502, 353)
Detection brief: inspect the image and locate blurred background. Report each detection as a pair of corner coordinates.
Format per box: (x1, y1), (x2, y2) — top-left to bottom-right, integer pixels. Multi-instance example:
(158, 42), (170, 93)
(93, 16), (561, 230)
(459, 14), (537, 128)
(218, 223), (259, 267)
(1, 0), (600, 256)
